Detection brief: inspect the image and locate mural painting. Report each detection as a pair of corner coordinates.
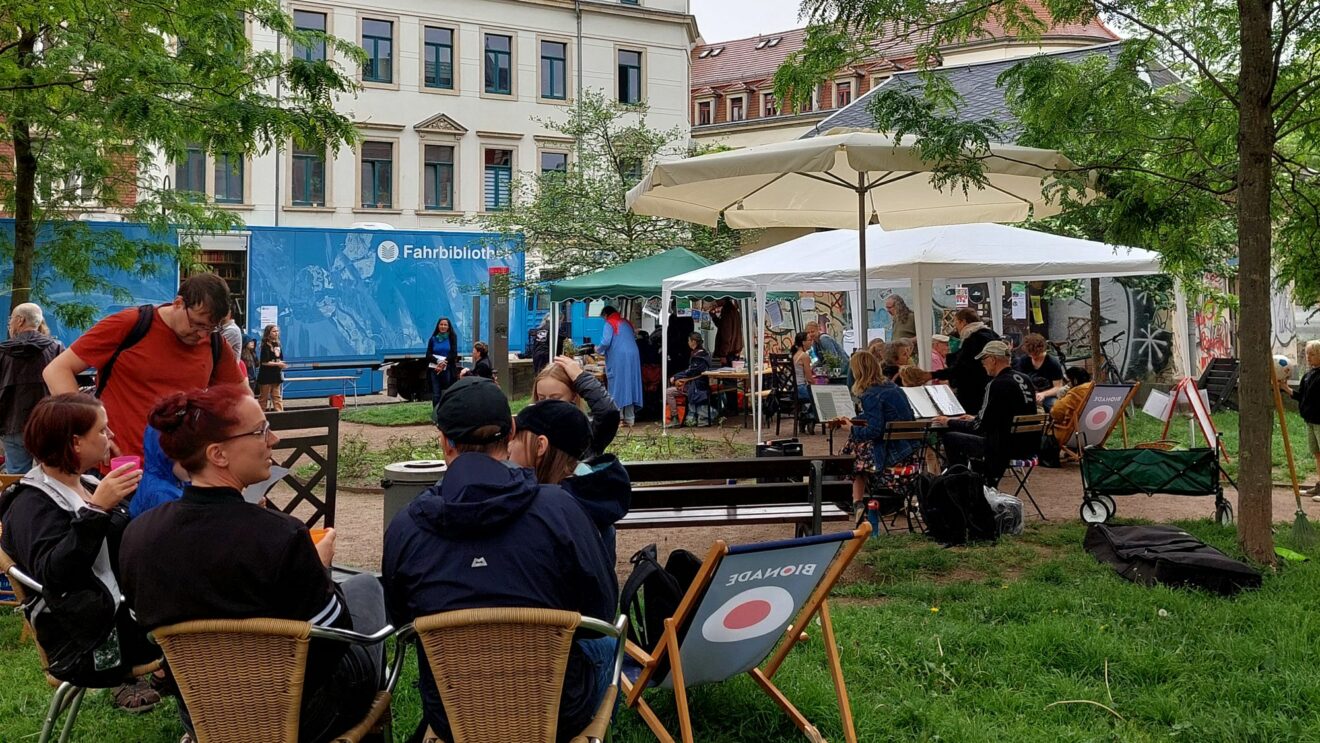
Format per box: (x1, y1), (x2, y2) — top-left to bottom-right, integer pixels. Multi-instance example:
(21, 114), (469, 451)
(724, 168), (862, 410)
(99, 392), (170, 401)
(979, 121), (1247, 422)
(1194, 275), (1234, 372)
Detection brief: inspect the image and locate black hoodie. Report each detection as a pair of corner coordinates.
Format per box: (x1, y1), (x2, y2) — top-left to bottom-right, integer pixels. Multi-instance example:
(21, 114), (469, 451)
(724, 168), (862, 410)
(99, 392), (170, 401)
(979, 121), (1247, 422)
(381, 452), (617, 741)
(0, 330), (63, 436)
(1294, 367), (1320, 424)
(560, 454), (632, 566)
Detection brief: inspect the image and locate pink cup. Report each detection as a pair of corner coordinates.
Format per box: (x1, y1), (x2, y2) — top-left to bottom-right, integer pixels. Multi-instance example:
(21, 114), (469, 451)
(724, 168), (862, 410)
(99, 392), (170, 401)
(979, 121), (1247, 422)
(110, 455), (142, 473)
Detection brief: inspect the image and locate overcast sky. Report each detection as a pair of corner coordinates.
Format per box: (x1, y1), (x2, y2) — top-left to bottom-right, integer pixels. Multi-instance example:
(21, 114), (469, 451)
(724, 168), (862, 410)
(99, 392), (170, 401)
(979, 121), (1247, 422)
(690, 0), (807, 42)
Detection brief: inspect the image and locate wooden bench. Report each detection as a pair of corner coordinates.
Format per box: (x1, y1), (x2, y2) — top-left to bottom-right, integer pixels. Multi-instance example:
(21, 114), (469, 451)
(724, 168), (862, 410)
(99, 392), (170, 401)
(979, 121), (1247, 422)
(619, 456), (856, 536)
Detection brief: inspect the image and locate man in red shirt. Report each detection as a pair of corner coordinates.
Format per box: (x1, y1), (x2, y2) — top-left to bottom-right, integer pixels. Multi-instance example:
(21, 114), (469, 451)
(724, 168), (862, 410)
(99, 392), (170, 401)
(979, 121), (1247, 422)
(43, 273), (246, 458)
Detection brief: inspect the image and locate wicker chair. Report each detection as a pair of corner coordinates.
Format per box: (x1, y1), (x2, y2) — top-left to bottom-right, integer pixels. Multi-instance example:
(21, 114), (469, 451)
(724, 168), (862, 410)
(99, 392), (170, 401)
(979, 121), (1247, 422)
(151, 617), (400, 743)
(0, 547), (162, 743)
(401, 607), (628, 743)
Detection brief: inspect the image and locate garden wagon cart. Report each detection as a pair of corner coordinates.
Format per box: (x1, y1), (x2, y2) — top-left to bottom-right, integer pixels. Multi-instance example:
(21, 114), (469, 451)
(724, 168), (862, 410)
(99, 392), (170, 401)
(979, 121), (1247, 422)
(1080, 438), (1234, 526)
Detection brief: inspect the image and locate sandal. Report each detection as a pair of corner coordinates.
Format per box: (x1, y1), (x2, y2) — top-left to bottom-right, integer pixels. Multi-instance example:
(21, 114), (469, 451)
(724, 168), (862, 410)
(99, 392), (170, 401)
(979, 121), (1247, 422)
(111, 678), (161, 714)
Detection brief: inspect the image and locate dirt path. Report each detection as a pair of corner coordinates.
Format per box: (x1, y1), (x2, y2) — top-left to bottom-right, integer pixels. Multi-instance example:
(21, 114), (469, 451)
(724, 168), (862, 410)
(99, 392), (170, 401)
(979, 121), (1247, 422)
(327, 417), (1310, 576)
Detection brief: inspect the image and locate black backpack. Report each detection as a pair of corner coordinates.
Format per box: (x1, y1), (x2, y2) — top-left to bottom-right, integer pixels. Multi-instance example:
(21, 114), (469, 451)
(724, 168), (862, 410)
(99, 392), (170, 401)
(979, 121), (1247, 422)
(917, 465), (998, 546)
(95, 304), (223, 397)
(619, 544), (702, 673)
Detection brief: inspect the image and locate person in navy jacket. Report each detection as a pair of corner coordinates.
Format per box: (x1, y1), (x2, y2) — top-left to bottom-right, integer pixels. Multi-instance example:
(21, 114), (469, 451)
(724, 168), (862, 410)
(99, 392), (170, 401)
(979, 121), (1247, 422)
(382, 378), (616, 742)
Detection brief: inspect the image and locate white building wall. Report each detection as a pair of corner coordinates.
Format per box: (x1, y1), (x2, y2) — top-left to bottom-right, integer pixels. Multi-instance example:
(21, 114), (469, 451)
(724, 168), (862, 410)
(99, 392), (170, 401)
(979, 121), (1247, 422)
(144, 0), (694, 231)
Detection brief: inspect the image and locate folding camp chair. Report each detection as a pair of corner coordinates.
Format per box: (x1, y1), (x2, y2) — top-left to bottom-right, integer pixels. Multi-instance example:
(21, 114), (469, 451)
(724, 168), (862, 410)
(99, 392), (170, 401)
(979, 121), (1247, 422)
(1005, 414), (1048, 520)
(0, 548), (162, 743)
(621, 524), (871, 743)
(869, 420), (931, 534)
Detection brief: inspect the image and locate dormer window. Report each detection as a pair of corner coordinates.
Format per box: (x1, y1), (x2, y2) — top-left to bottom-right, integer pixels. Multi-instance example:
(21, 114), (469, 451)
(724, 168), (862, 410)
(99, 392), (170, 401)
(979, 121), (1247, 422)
(698, 49), (712, 58)
(767, 37), (782, 47)
(709, 47), (724, 57)
(755, 39), (768, 49)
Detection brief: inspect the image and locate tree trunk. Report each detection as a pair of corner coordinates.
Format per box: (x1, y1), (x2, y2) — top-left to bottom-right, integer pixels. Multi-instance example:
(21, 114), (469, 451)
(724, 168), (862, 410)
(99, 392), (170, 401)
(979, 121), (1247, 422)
(8, 30), (38, 312)
(1235, 0), (1277, 564)
(1090, 278), (1102, 381)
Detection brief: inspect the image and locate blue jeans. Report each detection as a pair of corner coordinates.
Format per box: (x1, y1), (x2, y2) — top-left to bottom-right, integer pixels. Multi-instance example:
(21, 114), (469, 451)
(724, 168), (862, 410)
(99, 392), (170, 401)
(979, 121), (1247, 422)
(2, 434), (32, 474)
(578, 636), (620, 721)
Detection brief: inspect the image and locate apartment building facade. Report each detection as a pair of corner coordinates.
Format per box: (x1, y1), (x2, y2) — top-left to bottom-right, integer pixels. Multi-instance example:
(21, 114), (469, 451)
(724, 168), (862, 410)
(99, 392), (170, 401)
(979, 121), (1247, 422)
(140, 0), (696, 230)
(690, 3), (1119, 150)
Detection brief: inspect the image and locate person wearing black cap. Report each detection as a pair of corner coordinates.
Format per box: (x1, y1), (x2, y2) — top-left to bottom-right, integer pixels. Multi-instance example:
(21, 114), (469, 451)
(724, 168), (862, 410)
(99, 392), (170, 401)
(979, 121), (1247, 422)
(381, 377), (617, 743)
(511, 400), (631, 564)
(934, 340), (1038, 485)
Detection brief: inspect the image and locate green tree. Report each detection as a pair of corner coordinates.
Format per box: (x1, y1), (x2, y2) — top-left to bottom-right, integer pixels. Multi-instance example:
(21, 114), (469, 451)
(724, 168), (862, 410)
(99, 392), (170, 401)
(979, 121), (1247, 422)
(0, 0), (363, 326)
(776, 0), (1320, 563)
(476, 90), (741, 282)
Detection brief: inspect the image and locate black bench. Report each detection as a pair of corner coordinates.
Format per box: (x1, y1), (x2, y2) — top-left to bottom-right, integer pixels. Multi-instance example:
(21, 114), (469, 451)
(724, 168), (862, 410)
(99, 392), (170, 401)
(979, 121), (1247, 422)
(619, 456), (855, 536)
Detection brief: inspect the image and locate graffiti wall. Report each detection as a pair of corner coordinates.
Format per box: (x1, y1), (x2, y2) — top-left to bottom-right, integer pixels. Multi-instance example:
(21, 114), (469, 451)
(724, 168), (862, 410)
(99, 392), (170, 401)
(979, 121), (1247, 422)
(1046, 277), (1176, 382)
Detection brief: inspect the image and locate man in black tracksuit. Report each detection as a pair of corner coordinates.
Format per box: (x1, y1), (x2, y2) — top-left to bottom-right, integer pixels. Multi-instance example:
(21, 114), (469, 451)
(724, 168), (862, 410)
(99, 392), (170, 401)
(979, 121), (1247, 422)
(381, 378), (617, 742)
(932, 307), (1001, 414)
(936, 340), (1038, 486)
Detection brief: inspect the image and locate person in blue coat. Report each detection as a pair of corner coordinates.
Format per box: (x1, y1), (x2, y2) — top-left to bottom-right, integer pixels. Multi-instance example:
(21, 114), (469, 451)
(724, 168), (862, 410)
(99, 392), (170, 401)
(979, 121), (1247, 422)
(829, 352), (917, 522)
(597, 306), (642, 426)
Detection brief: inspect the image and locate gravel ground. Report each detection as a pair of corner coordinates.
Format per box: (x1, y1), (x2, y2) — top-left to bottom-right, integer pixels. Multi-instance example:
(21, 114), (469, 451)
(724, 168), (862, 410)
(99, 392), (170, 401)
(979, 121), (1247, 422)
(298, 414), (1312, 577)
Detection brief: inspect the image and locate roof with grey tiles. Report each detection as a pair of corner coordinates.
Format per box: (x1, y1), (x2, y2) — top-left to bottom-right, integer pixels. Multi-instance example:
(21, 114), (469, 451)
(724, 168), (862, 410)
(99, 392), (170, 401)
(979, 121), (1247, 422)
(801, 42), (1151, 140)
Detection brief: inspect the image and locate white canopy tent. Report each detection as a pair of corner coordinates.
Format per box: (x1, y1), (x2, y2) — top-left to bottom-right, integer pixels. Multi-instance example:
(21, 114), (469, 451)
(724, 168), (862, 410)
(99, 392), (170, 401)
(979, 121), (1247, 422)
(660, 223), (1183, 439)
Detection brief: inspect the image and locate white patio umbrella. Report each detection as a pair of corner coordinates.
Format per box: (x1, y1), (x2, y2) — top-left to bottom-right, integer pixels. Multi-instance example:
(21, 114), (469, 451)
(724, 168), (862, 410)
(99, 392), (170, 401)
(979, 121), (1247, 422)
(626, 129), (1090, 326)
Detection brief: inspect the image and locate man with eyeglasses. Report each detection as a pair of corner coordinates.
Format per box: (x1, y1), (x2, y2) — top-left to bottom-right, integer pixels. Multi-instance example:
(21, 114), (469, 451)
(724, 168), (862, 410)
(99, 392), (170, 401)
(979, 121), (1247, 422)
(43, 273), (246, 459)
(1, 302), (64, 472)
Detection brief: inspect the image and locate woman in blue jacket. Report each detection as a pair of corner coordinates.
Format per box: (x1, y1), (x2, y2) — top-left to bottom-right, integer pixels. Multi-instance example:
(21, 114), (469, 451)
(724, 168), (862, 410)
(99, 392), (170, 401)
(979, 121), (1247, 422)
(426, 317), (459, 408)
(830, 352), (917, 521)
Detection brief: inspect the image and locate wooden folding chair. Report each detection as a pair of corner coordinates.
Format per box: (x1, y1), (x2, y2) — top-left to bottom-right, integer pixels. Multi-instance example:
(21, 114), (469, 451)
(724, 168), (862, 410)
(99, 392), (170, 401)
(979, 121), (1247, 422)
(1005, 414), (1049, 519)
(1, 547), (161, 743)
(621, 525), (871, 743)
(401, 607), (628, 743)
(872, 420), (932, 533)
(151, 617), (399, 743)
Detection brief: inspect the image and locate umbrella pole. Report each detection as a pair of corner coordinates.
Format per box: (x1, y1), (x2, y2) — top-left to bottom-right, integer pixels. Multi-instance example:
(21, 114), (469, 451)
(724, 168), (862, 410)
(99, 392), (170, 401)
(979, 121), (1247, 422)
(857, 178), (868, 333)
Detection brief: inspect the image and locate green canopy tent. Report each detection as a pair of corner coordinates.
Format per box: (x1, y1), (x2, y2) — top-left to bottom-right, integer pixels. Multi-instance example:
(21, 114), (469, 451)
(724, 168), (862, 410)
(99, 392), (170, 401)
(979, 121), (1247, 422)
(548, 247), (714, 302)
(547, 248), (752, 419)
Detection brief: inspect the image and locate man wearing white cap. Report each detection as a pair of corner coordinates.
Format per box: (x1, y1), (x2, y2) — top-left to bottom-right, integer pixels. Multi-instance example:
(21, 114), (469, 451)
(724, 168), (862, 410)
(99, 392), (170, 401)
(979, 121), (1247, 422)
(934, 340), (1037, 486)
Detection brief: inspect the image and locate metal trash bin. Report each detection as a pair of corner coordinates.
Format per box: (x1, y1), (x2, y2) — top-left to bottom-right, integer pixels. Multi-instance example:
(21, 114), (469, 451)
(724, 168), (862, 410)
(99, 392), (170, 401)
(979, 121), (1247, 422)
(381, 460), (447, 535)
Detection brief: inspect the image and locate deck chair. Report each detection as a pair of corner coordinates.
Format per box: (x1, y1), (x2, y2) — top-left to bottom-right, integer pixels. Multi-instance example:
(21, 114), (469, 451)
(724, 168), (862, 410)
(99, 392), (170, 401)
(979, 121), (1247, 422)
(0, 547), (162, 743)
(1005, 414), (1049, 520)
(402, 607), (628, 743)
(150, 617), (399, 743)
(621, 525), (871, 743)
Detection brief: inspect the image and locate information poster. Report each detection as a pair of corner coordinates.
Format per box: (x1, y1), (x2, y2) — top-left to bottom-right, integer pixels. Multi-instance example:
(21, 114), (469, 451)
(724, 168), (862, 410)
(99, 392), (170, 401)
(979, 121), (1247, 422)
(1010, 282), (1027, 320)
(955, 287), (969, 308)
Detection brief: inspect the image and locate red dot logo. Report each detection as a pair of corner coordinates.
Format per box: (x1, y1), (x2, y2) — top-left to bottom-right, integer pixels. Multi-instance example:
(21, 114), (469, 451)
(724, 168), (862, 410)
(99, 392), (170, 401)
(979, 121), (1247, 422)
(1086, 405), (1115, 431)
(702, 587), (795, 643)
(724, 600), (772, 630)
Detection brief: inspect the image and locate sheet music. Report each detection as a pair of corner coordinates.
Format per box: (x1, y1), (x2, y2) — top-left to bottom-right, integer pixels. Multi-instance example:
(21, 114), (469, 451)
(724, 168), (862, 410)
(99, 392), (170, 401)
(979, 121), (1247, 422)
(902, 387), (940, 418)
(810, 385), (856, 422)
(926, 385), (966, 416)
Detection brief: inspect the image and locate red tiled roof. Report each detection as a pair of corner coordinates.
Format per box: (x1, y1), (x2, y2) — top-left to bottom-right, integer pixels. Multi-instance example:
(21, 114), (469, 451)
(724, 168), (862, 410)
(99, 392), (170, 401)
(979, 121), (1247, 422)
(692, 1), (1119, 88)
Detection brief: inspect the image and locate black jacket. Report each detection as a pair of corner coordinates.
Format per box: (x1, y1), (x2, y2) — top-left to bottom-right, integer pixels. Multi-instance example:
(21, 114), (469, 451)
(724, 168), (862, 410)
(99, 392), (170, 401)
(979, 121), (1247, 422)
(0, 476), (128, 681)
(119, 485), (360, 742)
(672, 349), (713, 406)
(560, 454), (631, 566)
(949, 366), (1039, 466)
(1295, 367), (1320, 425)
(574, 370), (621, 458)
(0, 330), (62, 436)
(471, 355), (494, 379)
(933, 324), (999, 413)
(381, 453), (616, 742)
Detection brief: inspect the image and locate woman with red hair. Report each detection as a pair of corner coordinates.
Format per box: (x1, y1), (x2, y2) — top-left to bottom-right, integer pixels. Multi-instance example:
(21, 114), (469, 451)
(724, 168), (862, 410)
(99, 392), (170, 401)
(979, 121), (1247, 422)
(0, 392), (161, 710)
(117, 384), (386, 743)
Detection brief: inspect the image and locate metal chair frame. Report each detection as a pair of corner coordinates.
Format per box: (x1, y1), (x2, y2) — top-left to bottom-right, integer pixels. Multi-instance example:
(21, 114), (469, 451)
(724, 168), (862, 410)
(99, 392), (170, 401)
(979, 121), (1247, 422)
(1005, 414), (1050, 519)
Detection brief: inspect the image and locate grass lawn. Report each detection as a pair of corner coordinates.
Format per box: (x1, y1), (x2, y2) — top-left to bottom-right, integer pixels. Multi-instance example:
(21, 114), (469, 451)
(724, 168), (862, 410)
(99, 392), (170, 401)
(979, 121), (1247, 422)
(1121, 407), (1316, 484)
(333, 427), (753, 486)
(4, 520), (1319, 741)
(341, 398), (532, 427)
